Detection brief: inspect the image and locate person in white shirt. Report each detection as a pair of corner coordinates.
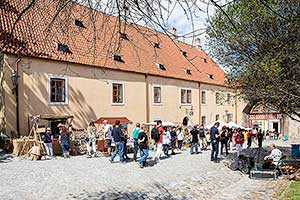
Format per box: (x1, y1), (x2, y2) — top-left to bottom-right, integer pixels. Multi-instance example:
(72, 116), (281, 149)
(262, 143), (282, 169)
(162, 127), (171, 157)
(103, 120), (113, 156)
(177, 127), (184, 150)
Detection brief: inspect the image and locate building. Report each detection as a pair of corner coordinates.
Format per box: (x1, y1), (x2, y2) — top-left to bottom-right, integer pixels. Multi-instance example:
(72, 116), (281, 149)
(0, 0), (247, 137)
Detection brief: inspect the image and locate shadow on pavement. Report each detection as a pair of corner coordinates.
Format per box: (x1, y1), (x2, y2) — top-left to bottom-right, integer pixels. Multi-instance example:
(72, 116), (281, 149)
(68, 183), (188, 200)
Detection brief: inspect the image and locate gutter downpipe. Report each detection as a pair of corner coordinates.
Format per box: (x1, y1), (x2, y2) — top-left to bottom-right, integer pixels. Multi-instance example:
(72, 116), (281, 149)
(145, 74), (150, 123)
(15, 58), (21, 137)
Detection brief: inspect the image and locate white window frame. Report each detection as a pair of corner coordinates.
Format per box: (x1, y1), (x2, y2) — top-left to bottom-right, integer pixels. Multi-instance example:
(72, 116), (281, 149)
(201, 90), (207, 105)
(152, 84), (162, 105)
(111, 81), (125, 106)
(48, 74), (68, 106)
(180, 88), (192, 105)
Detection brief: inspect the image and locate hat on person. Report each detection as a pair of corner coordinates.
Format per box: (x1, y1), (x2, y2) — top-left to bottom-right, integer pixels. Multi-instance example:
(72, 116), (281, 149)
(46, 127), (51, 131)
(57, 123), (65, 128)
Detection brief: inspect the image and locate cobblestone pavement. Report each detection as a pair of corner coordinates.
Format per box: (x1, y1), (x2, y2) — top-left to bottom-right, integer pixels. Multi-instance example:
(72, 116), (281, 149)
(0, 140), (290, 200)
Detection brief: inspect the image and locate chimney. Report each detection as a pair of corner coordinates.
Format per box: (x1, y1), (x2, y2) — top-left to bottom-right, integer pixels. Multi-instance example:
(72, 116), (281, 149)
(194, 38), (202, 50)
(169, 27), (178, 40)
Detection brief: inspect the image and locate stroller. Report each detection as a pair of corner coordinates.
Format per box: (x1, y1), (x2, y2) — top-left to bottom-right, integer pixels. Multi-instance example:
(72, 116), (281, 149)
(230, 154), (255, 174)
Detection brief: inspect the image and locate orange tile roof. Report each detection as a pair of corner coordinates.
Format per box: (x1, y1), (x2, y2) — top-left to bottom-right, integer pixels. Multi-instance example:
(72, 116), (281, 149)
(0, 0), (225, 86)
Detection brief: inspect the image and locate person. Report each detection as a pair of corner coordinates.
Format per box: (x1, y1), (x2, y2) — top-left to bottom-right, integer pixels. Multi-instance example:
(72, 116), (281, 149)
(162, 127), (171, 157)
(154, 120), (164, 162)
(262, 143), (282, 169)
(177, 127), (184, 150)
(109, 120), (125, 163)
(210, 122), (220, 162)
(43, 127), (54, 159)
(138, 125), (149, 168)
(58, 123), (71, 158)
(220, 126), (229, 155)
(103, 120), (113, 156)
(132, 123), (141, 161)
(190, 125), (200, 154)
(234, 129), (244, 157)
(247, 130), (252, 149)
(257, 129), (264, 148)
(199, 124), (207, 150)
(170, 127), (177, 155)
(122, 124), (130, 160)
(86, 122), (97, 157)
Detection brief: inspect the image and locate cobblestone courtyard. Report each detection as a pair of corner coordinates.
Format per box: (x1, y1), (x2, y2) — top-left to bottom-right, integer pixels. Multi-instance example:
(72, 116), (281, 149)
(0, 141), (289, 200)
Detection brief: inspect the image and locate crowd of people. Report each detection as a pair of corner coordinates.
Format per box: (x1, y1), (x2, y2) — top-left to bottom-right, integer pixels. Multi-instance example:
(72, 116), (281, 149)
(40, 119), (281, 169)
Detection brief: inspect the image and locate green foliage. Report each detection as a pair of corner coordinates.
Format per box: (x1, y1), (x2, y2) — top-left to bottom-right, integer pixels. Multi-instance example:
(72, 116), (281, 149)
(284, 181), (300, 200)
(207, 0), (300, 119)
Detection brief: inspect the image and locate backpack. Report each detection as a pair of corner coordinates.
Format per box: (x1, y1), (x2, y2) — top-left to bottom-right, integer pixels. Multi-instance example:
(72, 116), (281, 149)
(151, 127), (159, 141)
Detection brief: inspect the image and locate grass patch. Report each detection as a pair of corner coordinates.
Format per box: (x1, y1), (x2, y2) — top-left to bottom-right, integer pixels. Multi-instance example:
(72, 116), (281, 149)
(284, 181), (300, 200)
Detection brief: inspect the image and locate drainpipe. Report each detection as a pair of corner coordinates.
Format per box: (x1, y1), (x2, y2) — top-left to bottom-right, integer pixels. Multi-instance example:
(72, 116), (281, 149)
(15, 58), (21, 137)
(145, 74), (150, 123)
(198, 82), (201, 124)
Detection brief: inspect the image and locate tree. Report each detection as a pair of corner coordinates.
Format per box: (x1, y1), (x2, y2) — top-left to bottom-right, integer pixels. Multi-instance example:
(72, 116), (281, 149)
(206, 0), (300, 120)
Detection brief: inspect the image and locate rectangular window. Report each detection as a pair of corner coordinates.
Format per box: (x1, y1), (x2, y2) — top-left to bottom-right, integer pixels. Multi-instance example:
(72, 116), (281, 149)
(112, 82), (124, 104)
(216, 114), (220, 121)
(227, 114), (233, 122)
(181, 89), (192, 104)
(201, 116), (206, 125)
(50, 78), (66, 103)
(201, 91), (206, 105)
(216, 92), (221, 105)
(153, 86), (162, 104)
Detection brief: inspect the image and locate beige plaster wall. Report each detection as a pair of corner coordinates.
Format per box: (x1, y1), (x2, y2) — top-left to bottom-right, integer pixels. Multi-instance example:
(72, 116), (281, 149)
(148, 75), (200, 125)
(200, 83), (237, 125)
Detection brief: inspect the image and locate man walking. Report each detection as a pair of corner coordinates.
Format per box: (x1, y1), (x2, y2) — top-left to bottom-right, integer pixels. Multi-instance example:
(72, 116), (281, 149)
(138, 125), (149, 168)
(132, 123), (141, 161)
(43, 127), (53, 159)
(199, 124), (207, 150)
(190, 126), (200, 154)
(154, 120), (164, 163)
(210, 122), (220, 162)
(109, 120), (125, 163)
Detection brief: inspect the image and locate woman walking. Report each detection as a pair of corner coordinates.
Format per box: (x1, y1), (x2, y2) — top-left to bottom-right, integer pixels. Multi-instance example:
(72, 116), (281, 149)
(58, 124), (71, 158)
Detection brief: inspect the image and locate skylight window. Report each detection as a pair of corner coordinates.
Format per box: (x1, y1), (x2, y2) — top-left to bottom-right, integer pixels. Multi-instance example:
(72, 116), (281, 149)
(184, 69), (191, 75)
(57, 43), (72, 54)
(119, 32), (128, 40)
(181, 51), (187, 57)
(153, 42), (160, 48)
(113, 54), (123, 62)
(75, 19), (85, 28)
(157, 63), (166, 70)
(208, 74), (214, 79)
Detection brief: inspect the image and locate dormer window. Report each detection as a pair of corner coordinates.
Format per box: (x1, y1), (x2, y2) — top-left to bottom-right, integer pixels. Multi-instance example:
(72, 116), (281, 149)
(208, 74), (214, 79)
(57, 43), (72, 54)
(184, 69), (191, 75)
(181, 51), (187, 57)
(75, 19), (85, 28)
(157, 63), (166, 70)
(153, 42), (160, 48)
(113, 54), (123, 62)
(203, 58), (207, 63)
(119, 32), (128, 40)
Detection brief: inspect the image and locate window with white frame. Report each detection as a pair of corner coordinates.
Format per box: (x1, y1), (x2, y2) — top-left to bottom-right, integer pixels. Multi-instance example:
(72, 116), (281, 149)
(216, 92), (221, 105)
(49, 77), (67, 103)
(181, 89), (192, 104)
(201, 116), (206, 125)
(201, 91), (206, 105)
(227, 93), (231, 102)
(153, 86), (162, 104)
(216, 114), (220, 121)
(112, 82), (124, 104)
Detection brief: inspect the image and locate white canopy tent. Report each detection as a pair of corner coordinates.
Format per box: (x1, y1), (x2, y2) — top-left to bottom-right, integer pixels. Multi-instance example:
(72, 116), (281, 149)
(143, 121), (178, 127)
(227, 121), (245, 129)
(205, 120), (228, 130)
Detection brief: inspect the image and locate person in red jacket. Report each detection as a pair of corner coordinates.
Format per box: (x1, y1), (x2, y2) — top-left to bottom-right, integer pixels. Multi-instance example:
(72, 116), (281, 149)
(234, 130), (244, 157)
(247, 130), (253, 149)
(154, 120), (164, 163)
